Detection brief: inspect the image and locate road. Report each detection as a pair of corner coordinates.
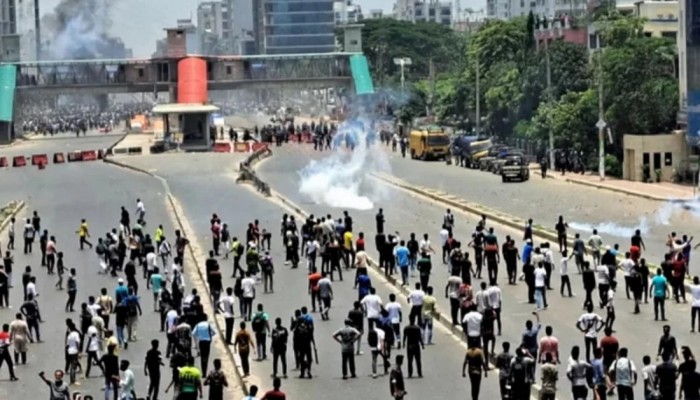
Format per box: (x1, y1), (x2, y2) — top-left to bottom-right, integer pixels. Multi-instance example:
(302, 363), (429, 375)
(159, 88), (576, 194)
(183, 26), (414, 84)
(381, 150), (700, 276)
(256, 144), (699, 399)
(0, 137), (237, 400)
(121, 153), (504, 400)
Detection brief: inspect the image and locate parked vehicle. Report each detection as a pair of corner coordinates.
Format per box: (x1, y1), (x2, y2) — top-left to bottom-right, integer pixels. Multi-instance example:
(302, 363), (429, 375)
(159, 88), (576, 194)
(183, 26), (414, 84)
(501, 154), (530, 182)
(409, 126), (450, 160)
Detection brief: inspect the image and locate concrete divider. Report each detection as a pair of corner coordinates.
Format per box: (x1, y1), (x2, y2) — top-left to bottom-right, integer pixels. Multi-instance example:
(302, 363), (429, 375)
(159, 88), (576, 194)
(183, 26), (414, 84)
(0, 156), (7, 167)
(31, 154), (48, 166)
(81, 150), (98, 161)
(67, 151), (83, 162)
(113, 147), (128, 155)
(213, 142), (232, 153)
(53, 153), (65, 163)
(12, 156), (26, 167)
(237, 146), (272, 196)
(127, 147), (143, 155)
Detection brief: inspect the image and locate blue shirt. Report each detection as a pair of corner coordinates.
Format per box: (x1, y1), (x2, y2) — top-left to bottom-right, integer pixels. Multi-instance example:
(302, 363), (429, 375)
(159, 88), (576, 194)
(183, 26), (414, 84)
(115, 285), (128, 303)
(522, 244), (533, 265)
(651, 275), (667, 298)
(192, 321), (216, 341)
(150, 274), (164, 294)
(395, 246), (410, 267)
(357, 275), (371, 297)
(591, 358), (605, 385)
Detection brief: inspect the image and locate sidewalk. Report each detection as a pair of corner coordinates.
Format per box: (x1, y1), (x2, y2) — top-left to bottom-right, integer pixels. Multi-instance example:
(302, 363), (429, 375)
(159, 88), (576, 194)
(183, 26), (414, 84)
(530, 164), (697, 201)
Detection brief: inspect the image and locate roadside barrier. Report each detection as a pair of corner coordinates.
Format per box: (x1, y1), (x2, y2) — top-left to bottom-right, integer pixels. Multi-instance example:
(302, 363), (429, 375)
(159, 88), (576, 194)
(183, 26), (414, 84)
(0, 157), (7, 167)
(31, 154), (48, 166)
(53, 153), (65, 163)
(81, 150), (97, 161)
(12, 156), (26, 167)
(127, 147), (143, 155)
(213, 142), (232, 153)
(67, 151), (83, 162)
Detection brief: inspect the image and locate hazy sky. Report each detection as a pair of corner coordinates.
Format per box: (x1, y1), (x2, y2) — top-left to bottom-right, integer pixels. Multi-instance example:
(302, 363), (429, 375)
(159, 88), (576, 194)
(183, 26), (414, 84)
(38, 0), (485, 57)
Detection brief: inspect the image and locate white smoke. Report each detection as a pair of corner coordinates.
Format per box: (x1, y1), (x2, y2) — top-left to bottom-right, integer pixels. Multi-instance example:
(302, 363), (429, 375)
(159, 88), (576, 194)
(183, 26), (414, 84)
(569, 201), (690, 238)
(298, 119), (390, 210)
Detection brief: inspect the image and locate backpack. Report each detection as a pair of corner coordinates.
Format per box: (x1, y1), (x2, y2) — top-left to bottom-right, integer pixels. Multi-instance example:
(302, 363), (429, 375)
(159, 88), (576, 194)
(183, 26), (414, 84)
(294, 318), (311, 340)
(367, 330), (378, 348)
(252, 313), (265, 333)
(271, 328), (287, 347)
(511, 357), (527, 384)
(261, 257), (273, 273)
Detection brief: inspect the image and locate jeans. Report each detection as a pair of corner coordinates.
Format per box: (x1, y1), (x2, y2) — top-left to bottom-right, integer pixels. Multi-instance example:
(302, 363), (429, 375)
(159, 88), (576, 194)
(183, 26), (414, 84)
(400, 265), (409, 285)
(198, 340), (211, 375)
(618, 385), (634, 400)
(225, 317), (234, 344)
(116, 325), (126, 347)
(692, 307), (700, 331)
(273, 347), (287, 376)
(256, 333), (266, 359)
(423, 319), (433, 344)
(535, 286), (547, 309)
(406, 347), (422, 377)
(654, 296), (666, 320)
(341, 351), (356, 377)
(469, 372), (482, 400)
(450, 298), (460, 325)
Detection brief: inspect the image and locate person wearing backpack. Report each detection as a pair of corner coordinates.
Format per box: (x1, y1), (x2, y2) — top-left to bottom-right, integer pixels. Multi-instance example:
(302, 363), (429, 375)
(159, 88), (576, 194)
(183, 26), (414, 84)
(260, 252), (275, 293)
(510, 347), (534, 400)
(252, 304), (270, 361)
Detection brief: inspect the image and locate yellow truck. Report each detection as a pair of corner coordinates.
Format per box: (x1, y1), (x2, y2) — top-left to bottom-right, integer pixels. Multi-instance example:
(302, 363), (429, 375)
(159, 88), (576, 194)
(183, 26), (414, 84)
(409, 127), (450, 160)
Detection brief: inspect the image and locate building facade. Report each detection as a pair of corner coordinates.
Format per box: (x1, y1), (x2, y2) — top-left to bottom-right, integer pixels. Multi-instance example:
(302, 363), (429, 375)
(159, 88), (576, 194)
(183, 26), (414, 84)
(334, 0), (363, 24)
(0, 0), (15, 35)
(253, 0), (336, 55)
(393, 0), (453, 25)
(486, 0), (588, 21)
(683, 0), (700, 146)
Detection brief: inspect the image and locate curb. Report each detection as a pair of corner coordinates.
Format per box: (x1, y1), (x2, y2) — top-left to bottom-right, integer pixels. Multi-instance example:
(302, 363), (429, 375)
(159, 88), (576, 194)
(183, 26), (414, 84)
(103, 155), (253, 396)
(0, 200), (26, 232)
(560, 177), (691, 202)
(371, 172), (696, 292)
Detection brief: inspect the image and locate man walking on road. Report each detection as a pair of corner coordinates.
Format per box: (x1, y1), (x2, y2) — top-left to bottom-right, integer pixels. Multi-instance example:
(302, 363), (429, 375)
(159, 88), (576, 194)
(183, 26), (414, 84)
(332, 318), (361, 379)
(650, 269), (670, 321)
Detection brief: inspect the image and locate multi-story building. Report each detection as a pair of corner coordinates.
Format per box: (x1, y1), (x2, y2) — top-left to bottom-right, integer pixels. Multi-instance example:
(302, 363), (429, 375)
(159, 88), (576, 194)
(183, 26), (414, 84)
(334, 0), (363, 24)
(486, 0), (588, 21)
(0, 0), (15, 35)
(367, 9), (385, 19)
(253, 0), (336, 55)
(394, 0), (453, 25)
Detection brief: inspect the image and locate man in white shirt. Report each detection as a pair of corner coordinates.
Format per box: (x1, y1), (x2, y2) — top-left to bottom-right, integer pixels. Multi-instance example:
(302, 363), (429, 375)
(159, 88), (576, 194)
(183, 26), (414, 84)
(135, 199), (146, 224)
(462, 305), (483, 349)
(445, 273), (463, 326)
(385, 293), (403, 345)
(119, 360), (136, 400)
(419, 234), (434, 257)
(619, 252), (635, 300)
(145, 250), (157, 289)
(560, 252), (573, 297)
(474, 282), (490, 313)
(534, 262), (548, 310)
(217, 287), (236, 345)
(26, 277), (38, 299)
(85, 323), (102, 378)
(691, 277), (700, 332)
(439, 226), (449, 265)
(66, 327), (81, 383)
(587, 230), (603, 266)
(361, 288), (383, 330)
(576, 304), (604, 362)
(487, 282), (503, 336)
(241, 272), (256, 321)
(369, 326), (387, 378)
(407, 283), (425, 327)
(7, 217), (15, 250)
(306, 239), (319, 273)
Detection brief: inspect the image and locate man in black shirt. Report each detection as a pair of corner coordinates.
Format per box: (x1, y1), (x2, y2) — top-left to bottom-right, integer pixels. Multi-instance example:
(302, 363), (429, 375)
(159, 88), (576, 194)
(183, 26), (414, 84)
(271, 317), (289, 378)
(657, 325), (678, 361)
(390, 355), (406, 400)
(680, 360), (700, 400)
(655, 353), (678, 400)
(376, 209), (385, 234)
(407, 233), (419, 272)
(343, 211), (353, 233)
(100, 344), (120, 400)
(347, 302), (364, 356)
(402, 320), (424, 378)
(145, 339), (164, 400)
(20, 293), (41, 342)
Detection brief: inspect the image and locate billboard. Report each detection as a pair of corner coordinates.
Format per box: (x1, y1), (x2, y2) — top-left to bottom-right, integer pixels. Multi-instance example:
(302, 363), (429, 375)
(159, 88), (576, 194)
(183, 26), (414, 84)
(0, 65), (17, 122)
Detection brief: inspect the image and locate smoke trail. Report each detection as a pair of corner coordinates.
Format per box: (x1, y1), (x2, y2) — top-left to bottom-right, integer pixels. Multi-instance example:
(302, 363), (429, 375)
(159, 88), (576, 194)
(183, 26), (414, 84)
(42, 0), (128, 59)
(569, 201), (683, 238)
(298, 119), (390, 210)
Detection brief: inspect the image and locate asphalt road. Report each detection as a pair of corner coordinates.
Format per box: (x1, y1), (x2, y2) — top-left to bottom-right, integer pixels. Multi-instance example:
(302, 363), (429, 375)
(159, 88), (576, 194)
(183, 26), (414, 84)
(256, 144), (700, 399)
(121, 153), (505, 400)
(0, 137), (235, 400)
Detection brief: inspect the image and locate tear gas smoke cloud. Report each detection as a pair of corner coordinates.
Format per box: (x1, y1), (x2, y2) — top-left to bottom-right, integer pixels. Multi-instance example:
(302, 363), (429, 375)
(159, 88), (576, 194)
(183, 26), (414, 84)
(42, 0), (128, 60)
(298, 119), (390, 210)
(569, 200), (695, 238)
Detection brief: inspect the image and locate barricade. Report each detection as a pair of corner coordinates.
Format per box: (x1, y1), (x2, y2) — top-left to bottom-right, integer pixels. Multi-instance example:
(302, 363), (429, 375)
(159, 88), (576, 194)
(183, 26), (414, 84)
(113, 147), (128, 155)
(12, 156), (26, 167)
(53, 153), (65, 163)
(212, 142), (232, 153)
(251, 143), (269, 152)
(234, 143), (248, 152)
(0, 157), (7, 167)
(127, 147), (143, 155)
(31, 154), (48, 166)
(81, 150), (97, 161)
(97, 149), (105, 159)
(67, 151), (83, 162)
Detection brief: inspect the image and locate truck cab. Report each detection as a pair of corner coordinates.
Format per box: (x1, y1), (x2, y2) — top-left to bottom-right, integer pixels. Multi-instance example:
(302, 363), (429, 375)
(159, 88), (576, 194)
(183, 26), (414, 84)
(409, 127), (450, 160)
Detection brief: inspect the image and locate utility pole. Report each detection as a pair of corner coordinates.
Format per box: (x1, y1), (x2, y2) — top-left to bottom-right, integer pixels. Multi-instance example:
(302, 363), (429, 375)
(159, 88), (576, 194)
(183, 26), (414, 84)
(34, 0), (41, 59)
(428, 58), (435, 117)
(475, 52), (480, 136)
(545, 38), (554, 167)
(393, 57), (412, 100)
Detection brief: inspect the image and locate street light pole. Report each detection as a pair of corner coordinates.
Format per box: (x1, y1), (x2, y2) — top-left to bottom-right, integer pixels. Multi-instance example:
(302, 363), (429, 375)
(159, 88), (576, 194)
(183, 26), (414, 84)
(475, 53), (480, 136)
(596, 40), (606, 181)
(545, 39), (554, 167)
(393, 57), (412, 100)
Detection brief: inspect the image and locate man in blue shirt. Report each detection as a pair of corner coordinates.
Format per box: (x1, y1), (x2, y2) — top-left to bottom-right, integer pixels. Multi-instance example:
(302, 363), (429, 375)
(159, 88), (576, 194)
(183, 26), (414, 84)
(115, 279), (128, 305)
(395, 241), (410, 286)
(591, 347), (608, 400)
(192, 314), (216, 375)
(522, 240), (533, 266)
(150, 267), (164, 312)
(650, 268), (669, 321)
(356, 270), (372, 301)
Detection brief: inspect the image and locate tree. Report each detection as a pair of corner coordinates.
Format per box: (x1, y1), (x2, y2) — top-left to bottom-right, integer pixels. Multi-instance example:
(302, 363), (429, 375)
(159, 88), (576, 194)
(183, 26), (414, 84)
(545, 41), (590, 99)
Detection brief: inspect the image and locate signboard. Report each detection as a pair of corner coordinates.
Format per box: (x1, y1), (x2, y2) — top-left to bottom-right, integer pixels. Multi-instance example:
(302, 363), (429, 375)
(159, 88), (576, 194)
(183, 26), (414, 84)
(687, 91), (700, 146)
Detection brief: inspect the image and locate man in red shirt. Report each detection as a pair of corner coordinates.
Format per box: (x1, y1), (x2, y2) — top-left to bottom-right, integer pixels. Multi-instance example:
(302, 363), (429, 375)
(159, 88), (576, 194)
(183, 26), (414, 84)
(356, 232), (366, 252)
(308, 268), (322, 313)
(599, 327), (620, 374)
(0, 323), (18, 380)
(261, 377), (286, 400)
(538, 325), (560, 364)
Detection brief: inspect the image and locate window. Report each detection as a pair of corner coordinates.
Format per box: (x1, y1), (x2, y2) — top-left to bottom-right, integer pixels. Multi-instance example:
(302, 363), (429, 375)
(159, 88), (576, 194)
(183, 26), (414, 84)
(429, 8), (435, 16)
(138, 68), (144, 78)
(664, 152), (673, 166)
(653, 153), (662, 169)
(643, 152), (650, 165)
(226, 65), (232, 75)
(661, 31), (676, 40)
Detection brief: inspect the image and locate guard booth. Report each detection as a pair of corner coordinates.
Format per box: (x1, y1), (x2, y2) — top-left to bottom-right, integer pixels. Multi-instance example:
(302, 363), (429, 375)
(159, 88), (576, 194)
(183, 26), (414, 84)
(152, 103), (220, 150)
